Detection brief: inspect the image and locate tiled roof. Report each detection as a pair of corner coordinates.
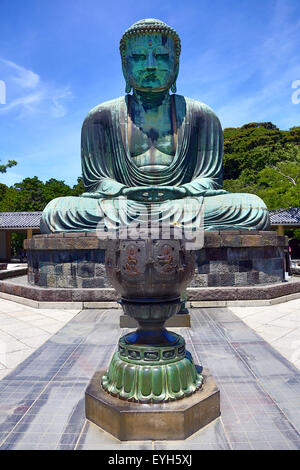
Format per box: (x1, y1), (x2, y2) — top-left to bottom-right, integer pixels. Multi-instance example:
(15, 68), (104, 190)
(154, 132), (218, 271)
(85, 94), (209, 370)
(270, 208), (300, 225)
(0, 212), (42, 229)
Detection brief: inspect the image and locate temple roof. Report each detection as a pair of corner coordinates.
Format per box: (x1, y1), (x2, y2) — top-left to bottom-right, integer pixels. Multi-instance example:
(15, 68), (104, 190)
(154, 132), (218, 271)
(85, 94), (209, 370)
(0, 212), (42, 229)
(269, 208), (300, 226)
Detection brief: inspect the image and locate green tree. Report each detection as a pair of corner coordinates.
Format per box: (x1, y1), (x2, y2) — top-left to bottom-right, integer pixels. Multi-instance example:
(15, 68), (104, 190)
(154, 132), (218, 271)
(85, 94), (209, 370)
(266, 145), (300, 187)
(0, 160), (17, 174)
(0, 183), (8, 201)
(223, 123), (300, 180)
(222, 124), (300, 239)
(43, 178), (74, 204)
(12, 177), (45, 211)
(72, 177), (85, 196)
(0, 176), (85, 212)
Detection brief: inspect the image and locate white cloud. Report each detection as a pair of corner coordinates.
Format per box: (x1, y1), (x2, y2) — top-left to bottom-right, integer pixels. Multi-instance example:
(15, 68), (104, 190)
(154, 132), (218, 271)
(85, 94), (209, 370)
(1, 91), (44, 114)
(0, 58), (72, 118)
(177, 0), (300, 130)
(50, 88), (73, 118)
(0, 58), (40, 88)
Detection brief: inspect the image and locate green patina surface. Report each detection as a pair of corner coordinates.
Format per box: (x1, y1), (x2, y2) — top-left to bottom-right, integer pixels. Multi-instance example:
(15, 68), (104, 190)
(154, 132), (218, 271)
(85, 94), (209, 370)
(41, 18), (270, 233)
(101, 333), (203, 403)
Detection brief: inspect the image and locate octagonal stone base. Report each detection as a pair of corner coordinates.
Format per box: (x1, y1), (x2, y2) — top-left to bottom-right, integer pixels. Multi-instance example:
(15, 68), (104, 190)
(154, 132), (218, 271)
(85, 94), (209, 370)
(85, 368), (220, 441)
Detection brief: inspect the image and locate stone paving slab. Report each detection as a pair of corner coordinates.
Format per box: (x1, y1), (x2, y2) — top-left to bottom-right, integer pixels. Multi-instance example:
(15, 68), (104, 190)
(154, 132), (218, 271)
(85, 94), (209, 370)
(0, 307), (300, 449)
(0, 298), (80, 380)
(229, 298), (300, 370)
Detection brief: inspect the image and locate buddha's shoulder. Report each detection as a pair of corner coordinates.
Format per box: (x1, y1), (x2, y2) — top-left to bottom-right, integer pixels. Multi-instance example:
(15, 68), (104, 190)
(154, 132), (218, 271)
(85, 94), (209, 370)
(175, 94), (219, 120)
(83, 96), (125, 123)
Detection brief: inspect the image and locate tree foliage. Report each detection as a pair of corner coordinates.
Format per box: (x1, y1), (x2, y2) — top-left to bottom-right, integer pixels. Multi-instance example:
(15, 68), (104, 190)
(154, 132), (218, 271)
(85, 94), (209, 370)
(223, 123), (300, 210)
(0, 176), (85, 212)
(0, 159), (17, 174)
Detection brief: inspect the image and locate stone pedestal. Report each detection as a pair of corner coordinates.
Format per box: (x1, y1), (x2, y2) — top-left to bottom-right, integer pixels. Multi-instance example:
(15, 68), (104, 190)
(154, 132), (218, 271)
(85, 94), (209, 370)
(85, 368), (220, 441)
(25, 231), (288, 289)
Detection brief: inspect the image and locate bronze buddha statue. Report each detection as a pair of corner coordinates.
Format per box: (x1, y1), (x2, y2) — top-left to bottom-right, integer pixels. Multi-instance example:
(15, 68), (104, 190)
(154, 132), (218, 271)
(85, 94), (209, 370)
(41, 18), (270, 234)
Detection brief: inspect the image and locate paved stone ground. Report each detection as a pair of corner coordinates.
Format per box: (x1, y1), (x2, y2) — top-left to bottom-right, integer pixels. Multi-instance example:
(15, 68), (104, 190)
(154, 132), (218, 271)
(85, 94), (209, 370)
(0, 304), (300, 449)
(0, 298), (80, 380)
(1, 296), (299, 380)
(230, 299), (300, 370)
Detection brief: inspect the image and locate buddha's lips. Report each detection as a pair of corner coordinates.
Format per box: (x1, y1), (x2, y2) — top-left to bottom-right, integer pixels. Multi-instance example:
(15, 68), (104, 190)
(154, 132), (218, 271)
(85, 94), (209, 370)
(143, 73), (158, 80)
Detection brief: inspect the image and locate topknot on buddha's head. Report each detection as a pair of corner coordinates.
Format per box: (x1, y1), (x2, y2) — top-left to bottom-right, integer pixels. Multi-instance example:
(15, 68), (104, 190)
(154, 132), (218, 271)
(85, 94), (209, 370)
(120, 18), (181, 65)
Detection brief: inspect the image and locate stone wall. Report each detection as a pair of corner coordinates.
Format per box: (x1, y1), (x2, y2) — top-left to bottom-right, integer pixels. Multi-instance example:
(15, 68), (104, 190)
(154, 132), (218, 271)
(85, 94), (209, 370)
(192, 246), (284, 287)
(24, 231), (288, 288)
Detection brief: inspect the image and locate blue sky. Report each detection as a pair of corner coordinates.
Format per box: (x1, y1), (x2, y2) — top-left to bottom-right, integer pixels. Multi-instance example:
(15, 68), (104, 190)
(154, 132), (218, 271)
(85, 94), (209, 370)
(0, 0), (300, 187)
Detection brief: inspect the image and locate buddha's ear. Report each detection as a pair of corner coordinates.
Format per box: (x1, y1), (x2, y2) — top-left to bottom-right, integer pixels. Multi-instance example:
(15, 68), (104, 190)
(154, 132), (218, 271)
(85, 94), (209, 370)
(171, 62), (179, 93)
(174, 62), (179, 82)
(125, 81), (132, 94)
(122, 63), (132, 94)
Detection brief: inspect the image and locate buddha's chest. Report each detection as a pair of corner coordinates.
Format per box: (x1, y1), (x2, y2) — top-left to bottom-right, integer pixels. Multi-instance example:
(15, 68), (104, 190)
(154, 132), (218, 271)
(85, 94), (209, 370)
(129, 117), (176, 172)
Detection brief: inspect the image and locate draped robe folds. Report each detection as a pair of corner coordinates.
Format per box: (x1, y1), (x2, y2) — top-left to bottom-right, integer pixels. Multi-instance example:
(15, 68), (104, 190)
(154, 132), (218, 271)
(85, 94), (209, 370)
(40, 95), (270, 233)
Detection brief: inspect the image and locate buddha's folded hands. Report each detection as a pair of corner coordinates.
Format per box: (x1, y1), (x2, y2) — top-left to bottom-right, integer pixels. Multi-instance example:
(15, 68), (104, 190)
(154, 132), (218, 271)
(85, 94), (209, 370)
(122, 186), (187, 202)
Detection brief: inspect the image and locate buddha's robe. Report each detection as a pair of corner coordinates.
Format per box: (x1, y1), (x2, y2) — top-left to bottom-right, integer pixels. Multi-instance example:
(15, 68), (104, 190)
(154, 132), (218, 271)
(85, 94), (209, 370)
(40, 95), (270, 233)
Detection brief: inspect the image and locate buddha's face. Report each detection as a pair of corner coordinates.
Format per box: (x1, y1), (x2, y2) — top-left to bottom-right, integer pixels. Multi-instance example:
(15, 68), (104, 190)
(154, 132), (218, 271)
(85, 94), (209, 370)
(123, 33), (178, 92)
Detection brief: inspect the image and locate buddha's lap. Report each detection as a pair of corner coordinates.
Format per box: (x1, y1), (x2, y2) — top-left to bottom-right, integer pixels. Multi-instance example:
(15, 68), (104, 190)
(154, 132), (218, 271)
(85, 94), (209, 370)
(40, 192), (269, 233)
(43, 192), (267, 217)
(203, 192), (267, 210)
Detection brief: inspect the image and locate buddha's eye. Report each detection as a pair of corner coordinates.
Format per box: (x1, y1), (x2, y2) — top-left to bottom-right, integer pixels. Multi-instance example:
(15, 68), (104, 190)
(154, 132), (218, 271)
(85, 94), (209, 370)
(155, 53), (169, 59)
(132, 54), (146, 60)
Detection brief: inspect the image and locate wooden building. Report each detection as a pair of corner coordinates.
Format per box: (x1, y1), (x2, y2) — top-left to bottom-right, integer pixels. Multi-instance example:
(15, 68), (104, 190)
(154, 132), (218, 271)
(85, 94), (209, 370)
(269, 208), (300, 258)
(0, 212), (41, 261)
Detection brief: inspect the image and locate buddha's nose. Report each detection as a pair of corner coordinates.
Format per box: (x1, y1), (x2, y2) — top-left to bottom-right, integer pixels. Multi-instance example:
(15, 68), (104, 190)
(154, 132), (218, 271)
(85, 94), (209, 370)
(146, 53), (157, 70)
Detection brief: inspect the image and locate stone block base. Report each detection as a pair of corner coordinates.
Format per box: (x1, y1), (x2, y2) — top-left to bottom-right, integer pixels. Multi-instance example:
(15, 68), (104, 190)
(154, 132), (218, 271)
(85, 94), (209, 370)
(85, 368), (220, 441)
(120, 313), (191, 328)
(25, 231), (288, 288)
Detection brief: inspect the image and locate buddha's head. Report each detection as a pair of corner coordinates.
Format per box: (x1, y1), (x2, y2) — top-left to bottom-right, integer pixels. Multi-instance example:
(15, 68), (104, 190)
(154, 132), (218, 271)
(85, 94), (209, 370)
(120, 19), (181, 94)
